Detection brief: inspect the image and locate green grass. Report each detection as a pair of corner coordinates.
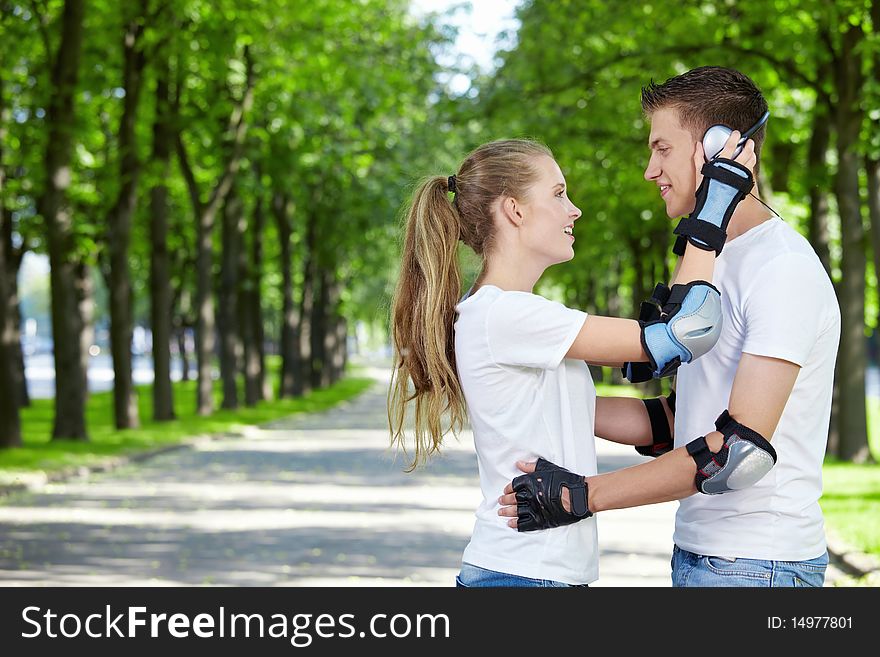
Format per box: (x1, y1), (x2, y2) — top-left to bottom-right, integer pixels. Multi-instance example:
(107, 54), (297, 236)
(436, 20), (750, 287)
(0, 357), (374, 476)
(819, 462), (880, 557)
(596, 380), (880, 559)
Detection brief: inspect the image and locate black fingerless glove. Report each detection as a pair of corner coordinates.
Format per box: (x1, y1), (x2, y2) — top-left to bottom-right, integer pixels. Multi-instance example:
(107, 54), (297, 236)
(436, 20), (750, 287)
(513, 458), (592, 532)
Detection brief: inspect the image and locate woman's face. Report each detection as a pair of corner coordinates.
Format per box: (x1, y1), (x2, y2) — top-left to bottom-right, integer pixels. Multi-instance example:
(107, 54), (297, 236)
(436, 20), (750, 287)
(519, 155), (583, 266)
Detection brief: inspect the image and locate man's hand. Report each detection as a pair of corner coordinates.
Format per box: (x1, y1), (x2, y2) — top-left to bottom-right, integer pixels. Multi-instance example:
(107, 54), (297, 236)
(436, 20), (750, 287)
(498, 458), (592, 531)
(692, 130), (757, 190)
(674, 130), (756, 257)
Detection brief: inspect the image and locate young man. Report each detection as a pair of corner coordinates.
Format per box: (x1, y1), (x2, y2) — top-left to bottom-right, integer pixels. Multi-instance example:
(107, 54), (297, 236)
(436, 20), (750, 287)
(499, 67), (840, 587)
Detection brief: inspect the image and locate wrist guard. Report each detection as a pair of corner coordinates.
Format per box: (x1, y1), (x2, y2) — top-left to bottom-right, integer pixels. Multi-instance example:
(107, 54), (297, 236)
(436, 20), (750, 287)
(673, 158), (754, 256)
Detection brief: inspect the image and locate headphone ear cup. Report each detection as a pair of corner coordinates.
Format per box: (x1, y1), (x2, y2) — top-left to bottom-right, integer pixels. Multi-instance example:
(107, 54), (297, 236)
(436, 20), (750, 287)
(702, 125), (731, 161)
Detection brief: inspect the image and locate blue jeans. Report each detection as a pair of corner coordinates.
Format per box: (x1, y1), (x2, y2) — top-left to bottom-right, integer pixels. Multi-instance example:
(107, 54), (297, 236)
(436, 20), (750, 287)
(671, 545), (828, 587)
(455, 562), (588, 588)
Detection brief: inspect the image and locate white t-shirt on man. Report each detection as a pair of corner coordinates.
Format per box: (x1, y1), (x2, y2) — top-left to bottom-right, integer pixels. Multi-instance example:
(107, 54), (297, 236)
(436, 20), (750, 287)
(454, 285), (598, 585)
(674, 217), (841, 561)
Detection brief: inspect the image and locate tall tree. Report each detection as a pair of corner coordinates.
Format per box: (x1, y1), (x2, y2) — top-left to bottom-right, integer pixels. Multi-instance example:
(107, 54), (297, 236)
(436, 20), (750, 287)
(218, 185), (243, 409)
(149, 40), (177, 421)
(176, 44), (254, 415)
(38, 0), (89, 440)
(103, 0), (150, 429)
(0, 71), (21, 446)
(832, 18), (869, 462)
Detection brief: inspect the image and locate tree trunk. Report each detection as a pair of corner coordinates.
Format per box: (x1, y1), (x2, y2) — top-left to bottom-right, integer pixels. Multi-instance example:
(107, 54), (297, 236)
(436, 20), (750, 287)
(13, 300), (28, 407)
(0, 135), (21, 446)
(40, 0), (88, 441)
(149, 52), (175, 420)
(250, 182), (270, 401)
(194, 199), (218, 415)
(297, 238), (315, 396)
(309, 256), (328, 390)
(76, 259), (95, 404)
(0, 251), (21, 447)
(219, 187), (242, 409)
(239, 273), (259, 406)
(807, 104), (832, 277)
(333, 314), (346, 383)
(240, 184), (264, 406)
(176, 325), (190, 382)
(273, 192), (301, 398)
(314, 266), (339, 389)
(0, 71), (24, 445)
(105, 7), (147, 429)
(833, 24), (870, 462)
(176, 47), (254, 415)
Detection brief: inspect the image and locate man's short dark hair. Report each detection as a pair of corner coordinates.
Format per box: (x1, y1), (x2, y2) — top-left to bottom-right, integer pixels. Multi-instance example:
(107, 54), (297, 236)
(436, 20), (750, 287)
(641, 66), (769, 162)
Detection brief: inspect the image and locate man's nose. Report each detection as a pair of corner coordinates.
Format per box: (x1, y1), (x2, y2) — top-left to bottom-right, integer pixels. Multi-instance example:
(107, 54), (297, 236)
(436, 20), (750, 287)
(644, 155), (659, 181)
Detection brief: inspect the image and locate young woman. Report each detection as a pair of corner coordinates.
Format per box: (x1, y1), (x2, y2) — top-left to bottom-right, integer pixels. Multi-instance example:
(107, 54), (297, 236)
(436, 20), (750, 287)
(388, 136), (755, 587)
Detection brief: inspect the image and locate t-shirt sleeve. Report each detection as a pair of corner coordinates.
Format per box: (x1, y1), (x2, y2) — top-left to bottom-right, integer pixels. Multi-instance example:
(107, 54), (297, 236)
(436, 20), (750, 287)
(486, 292), (587, 370)
(741, 253), (825, 367)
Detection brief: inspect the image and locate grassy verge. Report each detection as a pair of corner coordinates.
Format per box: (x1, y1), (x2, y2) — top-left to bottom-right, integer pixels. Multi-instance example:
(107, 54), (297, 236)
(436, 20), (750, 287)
(0, 357), (374, 477)
(595, 380), (880, 560)
(819, 462), (880, 556)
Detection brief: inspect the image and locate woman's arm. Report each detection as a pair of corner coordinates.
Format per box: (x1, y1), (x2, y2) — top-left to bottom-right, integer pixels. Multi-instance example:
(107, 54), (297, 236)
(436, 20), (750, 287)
(565, 244), (715, 364)
(594, 396), (673, 447)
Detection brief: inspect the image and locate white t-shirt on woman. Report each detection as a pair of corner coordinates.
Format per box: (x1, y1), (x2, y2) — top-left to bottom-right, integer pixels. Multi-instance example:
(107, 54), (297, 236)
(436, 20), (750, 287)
(454, 285), (598, 585)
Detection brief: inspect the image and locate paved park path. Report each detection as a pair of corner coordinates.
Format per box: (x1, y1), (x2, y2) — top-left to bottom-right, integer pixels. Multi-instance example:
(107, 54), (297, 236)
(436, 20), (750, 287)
(0, 366), (842, 586)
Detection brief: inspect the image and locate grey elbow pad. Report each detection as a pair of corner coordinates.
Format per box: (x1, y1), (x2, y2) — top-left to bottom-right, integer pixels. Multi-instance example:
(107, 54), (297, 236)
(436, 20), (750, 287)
(686, 410), (777, 495)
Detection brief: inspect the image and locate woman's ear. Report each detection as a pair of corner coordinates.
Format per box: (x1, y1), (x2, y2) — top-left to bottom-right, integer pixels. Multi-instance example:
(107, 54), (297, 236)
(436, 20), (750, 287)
(499, 196), (524, 227)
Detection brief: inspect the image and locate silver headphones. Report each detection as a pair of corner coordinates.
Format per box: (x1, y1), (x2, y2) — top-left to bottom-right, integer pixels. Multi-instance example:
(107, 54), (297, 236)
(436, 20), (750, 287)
(702, 110), (770, 161)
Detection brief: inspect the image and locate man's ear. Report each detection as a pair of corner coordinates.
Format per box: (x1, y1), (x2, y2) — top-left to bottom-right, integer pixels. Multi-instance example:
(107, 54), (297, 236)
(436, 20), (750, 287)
(499, 196), (524, 227)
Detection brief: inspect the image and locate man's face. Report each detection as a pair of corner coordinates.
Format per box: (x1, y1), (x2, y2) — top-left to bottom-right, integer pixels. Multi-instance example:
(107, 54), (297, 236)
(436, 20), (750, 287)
(644, 107), (699, 219)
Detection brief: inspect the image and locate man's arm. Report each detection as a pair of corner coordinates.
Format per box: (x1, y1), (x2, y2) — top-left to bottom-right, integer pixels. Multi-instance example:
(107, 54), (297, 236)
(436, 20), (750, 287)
(499, 353), (799, 523)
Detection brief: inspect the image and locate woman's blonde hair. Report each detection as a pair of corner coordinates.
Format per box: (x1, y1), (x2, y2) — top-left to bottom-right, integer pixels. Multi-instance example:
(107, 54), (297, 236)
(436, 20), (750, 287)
(388, 139), (553, 469)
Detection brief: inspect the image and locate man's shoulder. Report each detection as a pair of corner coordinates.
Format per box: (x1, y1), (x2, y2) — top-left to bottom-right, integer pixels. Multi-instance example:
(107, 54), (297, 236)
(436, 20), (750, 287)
(732, 219), (826, 280)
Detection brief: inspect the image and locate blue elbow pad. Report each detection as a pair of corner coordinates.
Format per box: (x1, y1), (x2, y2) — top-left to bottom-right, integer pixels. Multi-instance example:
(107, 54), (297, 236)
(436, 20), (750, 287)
(641, 280), (722, 378)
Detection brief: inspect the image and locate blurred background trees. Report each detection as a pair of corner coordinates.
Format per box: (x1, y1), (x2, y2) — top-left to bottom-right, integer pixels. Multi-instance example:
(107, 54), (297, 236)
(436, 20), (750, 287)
(1, 0), (877, 462)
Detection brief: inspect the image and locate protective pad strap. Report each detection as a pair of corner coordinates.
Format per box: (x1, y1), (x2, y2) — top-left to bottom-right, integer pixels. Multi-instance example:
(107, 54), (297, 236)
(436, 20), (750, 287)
(673, 234), (687, 257)
(623, 361), (654, 383)
(624, 284), (672, 382)
(714, 410), (776, 456)
(667, 389), (676, 414)
(673, 218), (726, 252)
(635, 397), (673, 458)
(700, 160), (754, 192)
